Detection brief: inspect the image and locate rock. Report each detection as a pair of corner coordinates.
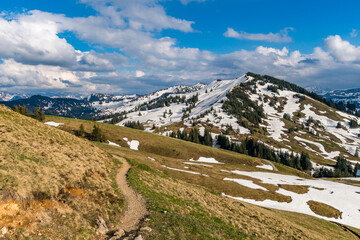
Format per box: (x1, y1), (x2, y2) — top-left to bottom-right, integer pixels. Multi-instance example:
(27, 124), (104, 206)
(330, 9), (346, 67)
(134, 235), (143, 240)
(140, 226), (152, 232)
(95, 216), (109, 235)
(108, 229), (125, 239)
(1, 227), (7, 235)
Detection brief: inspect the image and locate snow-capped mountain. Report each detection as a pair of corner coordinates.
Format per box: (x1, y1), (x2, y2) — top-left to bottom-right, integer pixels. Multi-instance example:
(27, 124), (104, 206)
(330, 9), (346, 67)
(321, 88), (360, 107)
(93, 73), (360, 172)
(2, 73), (360, 171)
(0, 92), (28, 101)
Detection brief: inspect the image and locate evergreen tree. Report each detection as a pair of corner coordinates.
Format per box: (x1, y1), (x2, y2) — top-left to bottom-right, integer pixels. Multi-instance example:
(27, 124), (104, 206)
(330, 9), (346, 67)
(78, 124), (85, 137)
(336, 122), (342, 129)
(89, 124), (106, 142)
(300, 152), (312, 170)
(203, 130), (213, 146)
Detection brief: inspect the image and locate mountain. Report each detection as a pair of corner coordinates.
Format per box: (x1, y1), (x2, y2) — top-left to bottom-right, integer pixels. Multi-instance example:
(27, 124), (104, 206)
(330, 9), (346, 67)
(2, 73), (360, 238)
(4, 73), (360, 172)
(321, 88), (360, 107)
(94, 73), (360, 172)
(0, 95), (98, 119)
(0, 92), (28, 101)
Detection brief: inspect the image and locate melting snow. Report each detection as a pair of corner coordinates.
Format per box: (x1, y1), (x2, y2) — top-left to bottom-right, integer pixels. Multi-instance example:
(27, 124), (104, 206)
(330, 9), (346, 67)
(256, 164), (274, 171)
(189, 157), (223, 164)
(108, 140), (121, 147)
(222, 170), (360, 228)
(123, 137), (139, 150)
(44, 121), (64, 127)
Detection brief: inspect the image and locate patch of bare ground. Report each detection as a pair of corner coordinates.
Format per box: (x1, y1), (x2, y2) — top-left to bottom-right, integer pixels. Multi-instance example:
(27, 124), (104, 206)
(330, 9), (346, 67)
(307, 200), (343, 219)
(312, 187), (325, 191)
(279, 184), (310, 194)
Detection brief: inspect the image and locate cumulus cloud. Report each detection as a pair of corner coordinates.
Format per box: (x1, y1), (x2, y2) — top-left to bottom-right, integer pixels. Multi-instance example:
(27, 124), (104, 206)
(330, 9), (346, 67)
(224, 27), (294, 43)
(323, 35), (360, 62)
(2, 0), (360, 95)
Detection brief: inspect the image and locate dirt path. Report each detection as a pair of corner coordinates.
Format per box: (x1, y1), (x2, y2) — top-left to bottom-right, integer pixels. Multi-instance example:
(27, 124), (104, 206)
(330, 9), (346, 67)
(113, 155), (147, 232)
(263, 159), (279, 171)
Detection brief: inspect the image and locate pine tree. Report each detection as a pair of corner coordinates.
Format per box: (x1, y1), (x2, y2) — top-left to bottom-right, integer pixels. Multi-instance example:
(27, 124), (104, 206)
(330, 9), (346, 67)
(78, 124), (85, 137)
(34, 107), (45, 121)
(300, 152), (312, 170)
(89, 125), (106, 142)
(203, 130), (213, 146)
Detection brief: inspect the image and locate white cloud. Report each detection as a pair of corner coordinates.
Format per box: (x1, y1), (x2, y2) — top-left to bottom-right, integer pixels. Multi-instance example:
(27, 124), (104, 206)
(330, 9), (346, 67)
(136, 70), (145, 78)
(2, 1), (360, 95)
(80, 0), (194, 32)
(323, 35), (360, 62)
(224, 27), (293, 43)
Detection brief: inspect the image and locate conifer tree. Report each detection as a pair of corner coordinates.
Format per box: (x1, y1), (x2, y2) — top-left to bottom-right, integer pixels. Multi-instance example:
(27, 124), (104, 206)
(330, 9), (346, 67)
(203, 129), (213, 146)
(78, 124), (85, 137)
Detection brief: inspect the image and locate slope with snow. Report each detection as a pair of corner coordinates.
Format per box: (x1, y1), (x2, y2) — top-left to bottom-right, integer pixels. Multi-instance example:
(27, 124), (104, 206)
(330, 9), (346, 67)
(222, 170), (360, 229)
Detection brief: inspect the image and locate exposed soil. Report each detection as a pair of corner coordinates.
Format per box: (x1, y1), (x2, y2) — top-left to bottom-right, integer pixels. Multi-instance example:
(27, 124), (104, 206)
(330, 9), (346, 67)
(113, 155), (147, 232)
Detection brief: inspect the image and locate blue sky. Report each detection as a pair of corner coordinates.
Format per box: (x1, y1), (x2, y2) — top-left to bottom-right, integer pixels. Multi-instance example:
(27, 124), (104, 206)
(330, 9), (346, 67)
(1, 0), (360, 96)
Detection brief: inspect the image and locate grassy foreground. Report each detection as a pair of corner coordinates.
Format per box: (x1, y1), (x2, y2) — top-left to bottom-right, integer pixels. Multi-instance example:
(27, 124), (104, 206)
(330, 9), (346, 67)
(0, 105), (124, 239)
(117, 155), (357, 240)
(16, 113), (359, 239)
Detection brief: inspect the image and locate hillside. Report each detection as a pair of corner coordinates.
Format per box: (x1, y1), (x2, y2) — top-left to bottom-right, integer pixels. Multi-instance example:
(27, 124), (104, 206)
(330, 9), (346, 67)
(45, 114), (360, 234)
(87, 73), (360, 177)
(0, 105), (124, 239)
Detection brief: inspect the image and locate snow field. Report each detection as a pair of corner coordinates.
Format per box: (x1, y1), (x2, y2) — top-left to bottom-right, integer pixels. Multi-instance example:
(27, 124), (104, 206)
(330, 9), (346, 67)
(222, 170), (360, 228)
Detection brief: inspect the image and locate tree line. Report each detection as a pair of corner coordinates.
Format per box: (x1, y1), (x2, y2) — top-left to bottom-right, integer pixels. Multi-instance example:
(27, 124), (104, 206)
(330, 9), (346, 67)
(12, 105), (45, 122)
(313, 156), (360, 178)
(217, 135), (312, 171)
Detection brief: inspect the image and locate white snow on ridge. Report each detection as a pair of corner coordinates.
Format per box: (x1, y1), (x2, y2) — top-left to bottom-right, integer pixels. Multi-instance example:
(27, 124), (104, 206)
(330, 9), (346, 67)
(44, 121), (64, 127)
(301, 104), (360, 157)
(190, 157), (223, 164)
(223, 170), (360, 229)
(294, 136), (340, 161)
(123, 137), (139, 150)
(108, 140), (121, 147)
(256, 164), (274, 171)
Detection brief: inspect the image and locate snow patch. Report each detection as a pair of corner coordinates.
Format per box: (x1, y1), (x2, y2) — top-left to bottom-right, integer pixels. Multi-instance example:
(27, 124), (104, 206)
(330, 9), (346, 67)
(44, 121), (64, 127)
(108, 140), (121, 147)
(189, 157), (223, 164)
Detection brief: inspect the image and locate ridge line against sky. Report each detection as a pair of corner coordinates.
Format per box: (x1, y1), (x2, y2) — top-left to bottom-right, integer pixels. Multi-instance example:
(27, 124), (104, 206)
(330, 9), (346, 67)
(0, 0), (360, 96)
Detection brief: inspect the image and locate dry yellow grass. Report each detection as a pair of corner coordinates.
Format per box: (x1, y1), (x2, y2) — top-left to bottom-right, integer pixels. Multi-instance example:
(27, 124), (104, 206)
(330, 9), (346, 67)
(278, 184), (310, 194)
(0, 105), (124, 239)
(307, 200), (343, 219)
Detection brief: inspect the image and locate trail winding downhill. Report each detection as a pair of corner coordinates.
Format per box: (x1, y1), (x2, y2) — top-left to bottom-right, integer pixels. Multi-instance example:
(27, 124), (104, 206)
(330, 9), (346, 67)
(113, 155), (147, 232)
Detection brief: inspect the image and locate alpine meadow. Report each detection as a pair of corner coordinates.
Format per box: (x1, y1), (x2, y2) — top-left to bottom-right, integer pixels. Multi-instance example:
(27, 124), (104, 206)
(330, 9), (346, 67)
(1, 0), (360, 239)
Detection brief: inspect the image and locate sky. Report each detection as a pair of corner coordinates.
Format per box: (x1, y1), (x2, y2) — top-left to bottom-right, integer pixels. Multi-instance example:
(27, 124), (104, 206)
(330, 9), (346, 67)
(1, 0), (360, 96)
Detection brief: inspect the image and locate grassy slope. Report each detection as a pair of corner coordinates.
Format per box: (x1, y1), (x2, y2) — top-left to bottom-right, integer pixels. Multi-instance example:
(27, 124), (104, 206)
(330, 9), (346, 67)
(124, 157), (357, 240)
(46, 115), (359, 239)
(0, 105), (124, 239)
